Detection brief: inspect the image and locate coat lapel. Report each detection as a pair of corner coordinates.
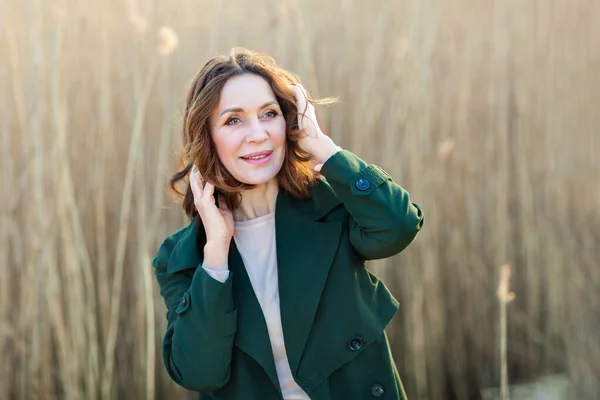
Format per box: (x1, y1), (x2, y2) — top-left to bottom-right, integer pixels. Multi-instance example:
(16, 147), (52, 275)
(275, 185), (343, 376)
(228, 241), (281, 392)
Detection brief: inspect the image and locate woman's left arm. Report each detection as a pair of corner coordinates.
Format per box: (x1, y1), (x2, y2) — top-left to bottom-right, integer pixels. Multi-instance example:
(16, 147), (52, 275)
(320, 149), (424, 260)
(291, 84), (423, 260)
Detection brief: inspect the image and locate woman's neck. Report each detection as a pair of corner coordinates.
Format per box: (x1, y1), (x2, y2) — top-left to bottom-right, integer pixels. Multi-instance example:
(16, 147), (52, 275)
(233, 178), (279, 221)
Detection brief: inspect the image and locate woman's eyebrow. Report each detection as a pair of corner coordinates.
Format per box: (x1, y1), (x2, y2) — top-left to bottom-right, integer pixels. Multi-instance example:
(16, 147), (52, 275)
(219, 101), (279, 117)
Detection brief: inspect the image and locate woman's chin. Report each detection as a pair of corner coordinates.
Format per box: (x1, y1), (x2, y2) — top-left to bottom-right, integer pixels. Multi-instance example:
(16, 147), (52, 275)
(233, 163), (283, 186)
(235, 174), (278, 186)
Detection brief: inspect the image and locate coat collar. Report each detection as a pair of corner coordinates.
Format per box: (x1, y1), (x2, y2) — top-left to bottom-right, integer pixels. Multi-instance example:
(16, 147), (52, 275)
(166, 179), (341, 274)
(166, 180), (343, 389)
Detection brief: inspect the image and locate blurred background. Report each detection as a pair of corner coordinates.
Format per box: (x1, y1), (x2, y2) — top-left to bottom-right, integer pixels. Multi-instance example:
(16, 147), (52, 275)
(1, 0), (599, 399)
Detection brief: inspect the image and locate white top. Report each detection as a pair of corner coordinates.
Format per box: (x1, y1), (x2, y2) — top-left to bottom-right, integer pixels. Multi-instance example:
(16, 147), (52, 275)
(203, 212), (310, 399)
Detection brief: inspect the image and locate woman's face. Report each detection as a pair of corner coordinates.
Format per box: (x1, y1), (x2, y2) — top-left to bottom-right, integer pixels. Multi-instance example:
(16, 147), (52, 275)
(210, 73), (287, 186)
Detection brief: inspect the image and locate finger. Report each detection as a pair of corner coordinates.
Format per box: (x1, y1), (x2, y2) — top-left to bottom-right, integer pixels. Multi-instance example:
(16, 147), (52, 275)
(190, 171), (206, 203)
(290, 85), (306, 106)
(190, 171), (203, 197)
(295, 83), (309, 98)
(193, 165), (204, 182)
(291, 86), (309, 129)
(292, 85), (307, 104)
(202, 182), (215, 202)
(218, 200), (234, 225)
(192, 165), (203, 181)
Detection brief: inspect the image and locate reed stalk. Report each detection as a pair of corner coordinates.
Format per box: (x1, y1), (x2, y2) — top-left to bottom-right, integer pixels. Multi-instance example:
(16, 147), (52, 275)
(1, 0), (598, 398)
(101, 55), (159, 398)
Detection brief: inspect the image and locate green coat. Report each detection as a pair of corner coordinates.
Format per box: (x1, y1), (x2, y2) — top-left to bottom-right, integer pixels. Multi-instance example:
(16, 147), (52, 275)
(152, 150), (424, 400)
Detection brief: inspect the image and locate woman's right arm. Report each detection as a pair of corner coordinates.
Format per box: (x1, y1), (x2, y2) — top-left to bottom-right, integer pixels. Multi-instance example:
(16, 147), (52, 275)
(153, 166), (237, 392)
(153, 238), (237, 392)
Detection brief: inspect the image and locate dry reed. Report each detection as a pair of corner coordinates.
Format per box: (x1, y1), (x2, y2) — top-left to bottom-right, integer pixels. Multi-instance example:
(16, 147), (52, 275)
(1, 0), (599, 399)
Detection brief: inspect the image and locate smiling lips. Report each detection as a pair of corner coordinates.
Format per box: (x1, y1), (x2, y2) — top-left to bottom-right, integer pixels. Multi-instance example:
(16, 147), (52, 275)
(240, 150), (273, 165)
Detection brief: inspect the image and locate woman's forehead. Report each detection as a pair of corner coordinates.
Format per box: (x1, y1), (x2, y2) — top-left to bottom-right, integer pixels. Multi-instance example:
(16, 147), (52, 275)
(217, 74), (278, 111)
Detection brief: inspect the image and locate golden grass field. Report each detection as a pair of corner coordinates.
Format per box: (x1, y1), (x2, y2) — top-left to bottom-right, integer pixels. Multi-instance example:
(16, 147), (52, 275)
(1, 0), (599, 399)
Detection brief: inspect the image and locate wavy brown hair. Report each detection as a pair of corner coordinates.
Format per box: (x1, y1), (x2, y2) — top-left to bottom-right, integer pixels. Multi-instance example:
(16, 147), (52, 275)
(170, 48), (334, 220)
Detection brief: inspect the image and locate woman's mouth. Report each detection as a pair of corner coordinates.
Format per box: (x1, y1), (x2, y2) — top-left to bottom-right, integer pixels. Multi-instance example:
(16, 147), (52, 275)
(240, 150), (273, 165)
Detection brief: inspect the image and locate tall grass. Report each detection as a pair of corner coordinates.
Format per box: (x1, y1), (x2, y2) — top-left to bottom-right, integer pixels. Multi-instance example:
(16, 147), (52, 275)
(1, 0), (598, 398)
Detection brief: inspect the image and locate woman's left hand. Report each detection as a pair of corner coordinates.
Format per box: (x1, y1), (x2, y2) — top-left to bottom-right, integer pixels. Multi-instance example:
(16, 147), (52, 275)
(291, 84), (337, 169)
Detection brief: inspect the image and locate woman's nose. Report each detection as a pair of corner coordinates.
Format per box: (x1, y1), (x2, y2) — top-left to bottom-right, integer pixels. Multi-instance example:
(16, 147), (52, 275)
(245, 120), (268, 143)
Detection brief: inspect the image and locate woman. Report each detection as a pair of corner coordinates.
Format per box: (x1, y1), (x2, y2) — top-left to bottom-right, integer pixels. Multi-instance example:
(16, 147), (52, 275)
(152, 48), (424, 400)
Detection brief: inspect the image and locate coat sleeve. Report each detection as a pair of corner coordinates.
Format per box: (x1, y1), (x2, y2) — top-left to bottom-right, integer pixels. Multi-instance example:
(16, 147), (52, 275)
(319, 149), (424, 260)
(152, 234), (237, 392)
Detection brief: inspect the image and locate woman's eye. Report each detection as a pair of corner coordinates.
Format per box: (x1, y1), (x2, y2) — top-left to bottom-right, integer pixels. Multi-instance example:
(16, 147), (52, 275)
(264, 110), (277, 118)
(225, 117), (241, 126)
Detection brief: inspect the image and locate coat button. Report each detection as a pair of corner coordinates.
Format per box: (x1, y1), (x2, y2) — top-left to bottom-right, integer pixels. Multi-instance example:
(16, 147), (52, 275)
(348, 336), (363, 351)
(371, 383), (385, 397)
(355, 179), (370, 191)
(180, 297), (187, 305)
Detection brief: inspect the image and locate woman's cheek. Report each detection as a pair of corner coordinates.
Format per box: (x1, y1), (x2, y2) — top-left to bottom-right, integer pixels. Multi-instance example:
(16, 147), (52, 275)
(213, 133), (239, 163)
(272, 117), (287, 142)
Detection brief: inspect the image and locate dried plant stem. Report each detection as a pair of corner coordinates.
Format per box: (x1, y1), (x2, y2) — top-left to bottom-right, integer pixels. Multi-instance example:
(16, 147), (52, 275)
(134, 75), (156, 400)
(96, 6), (111, 354)
(3, 15), (28, 400)
(499, 299), (509, 400)
(101, 56), (159, 398)
(149, 58), (173, 237)
(142, 248), (156, 400)
(498, 264), (515, 400)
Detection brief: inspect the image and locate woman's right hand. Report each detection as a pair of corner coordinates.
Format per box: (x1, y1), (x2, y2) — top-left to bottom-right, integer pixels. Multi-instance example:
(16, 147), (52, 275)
(190, 165), (234, 266)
